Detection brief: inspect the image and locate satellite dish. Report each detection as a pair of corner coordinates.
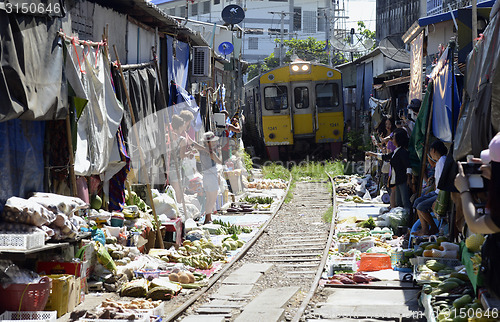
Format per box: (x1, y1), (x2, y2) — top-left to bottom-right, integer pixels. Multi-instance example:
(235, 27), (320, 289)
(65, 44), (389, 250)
(221, 5), (245, 25)
(330, 32), (374, 53)
(218, 42), (234, 56)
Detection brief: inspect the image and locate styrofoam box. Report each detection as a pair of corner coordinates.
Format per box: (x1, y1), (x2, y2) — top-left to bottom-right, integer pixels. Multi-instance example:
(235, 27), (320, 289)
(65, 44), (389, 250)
(0, 232), (45, 250)
(338, 240), (374, 253)
(0, 311), (57, 322)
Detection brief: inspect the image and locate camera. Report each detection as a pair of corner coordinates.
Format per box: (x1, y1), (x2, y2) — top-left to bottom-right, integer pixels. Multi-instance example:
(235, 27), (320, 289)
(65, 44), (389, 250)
(460, 162), (482, 175)
(460, 162), (486, 190)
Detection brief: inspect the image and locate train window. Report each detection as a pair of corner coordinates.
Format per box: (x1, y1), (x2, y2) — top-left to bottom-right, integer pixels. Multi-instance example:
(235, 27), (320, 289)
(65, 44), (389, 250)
(264, 86), (288, 110)
(315, 83), (339, 109)
(294, 87), (309, 109)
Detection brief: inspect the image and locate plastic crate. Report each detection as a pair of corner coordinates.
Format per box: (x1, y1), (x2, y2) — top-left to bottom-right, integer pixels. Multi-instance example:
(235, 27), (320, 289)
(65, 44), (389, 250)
(0, 311), (57, 322)
(78, 313), (148, 322)
(0, 232), (45, 250)
(97, 302), (164, 318)
(414, 256), (462, 268)
(328, 257), (357, 275)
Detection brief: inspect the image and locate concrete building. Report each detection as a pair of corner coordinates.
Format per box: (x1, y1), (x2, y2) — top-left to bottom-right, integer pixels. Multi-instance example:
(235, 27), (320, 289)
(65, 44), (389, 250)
(152, 0), (345, 63)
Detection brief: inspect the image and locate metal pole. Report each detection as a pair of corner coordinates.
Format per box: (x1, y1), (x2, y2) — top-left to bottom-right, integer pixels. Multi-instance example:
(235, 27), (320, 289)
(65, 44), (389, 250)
(280, 11), (285, 66)
(472, 0), (478, 44)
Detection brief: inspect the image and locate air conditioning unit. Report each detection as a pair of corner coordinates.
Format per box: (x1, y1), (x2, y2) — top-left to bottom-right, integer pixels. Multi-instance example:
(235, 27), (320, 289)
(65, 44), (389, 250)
(192, 46), (211, 77)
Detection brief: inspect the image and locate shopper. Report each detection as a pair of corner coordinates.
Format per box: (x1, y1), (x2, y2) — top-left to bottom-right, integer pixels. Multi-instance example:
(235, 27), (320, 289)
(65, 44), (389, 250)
(190, 131), (222, 224)
(412, 140), (448, 236)
(166, 115), (189, 203)
(366, 128), (411, 213)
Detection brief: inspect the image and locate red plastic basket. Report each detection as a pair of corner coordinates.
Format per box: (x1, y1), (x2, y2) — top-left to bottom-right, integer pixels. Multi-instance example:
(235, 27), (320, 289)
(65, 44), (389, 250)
(358, 253), (392, 272)
(0, 276), (52, 312)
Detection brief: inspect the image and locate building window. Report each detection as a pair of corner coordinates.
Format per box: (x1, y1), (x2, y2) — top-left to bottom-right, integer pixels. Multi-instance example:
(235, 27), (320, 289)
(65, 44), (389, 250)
(293, 7), (301, 31)
(191, 3), (198, 16)
(303, 11), (316, 33)
(245, 28), (264, 34)
(179, 6), (186, 17)
(317, 8), (326, 32)
(203, 1), (210, 14)
(214, 0), (220, 4)
(269, 0), (287, 2)
(268, 28), (288, 35)
(248, 37), (259, 50)
(169, 8), (176, 16)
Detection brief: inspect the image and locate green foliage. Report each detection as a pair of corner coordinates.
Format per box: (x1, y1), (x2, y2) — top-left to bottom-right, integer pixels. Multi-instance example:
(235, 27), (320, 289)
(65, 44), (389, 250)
(245, 37), (348, 79)
(346, 129), (370, 161)
(291, 160), (344, 181)
(322, 206), (334, 223)
(261, 163), (290, 181)
(241, 149), (254, 173)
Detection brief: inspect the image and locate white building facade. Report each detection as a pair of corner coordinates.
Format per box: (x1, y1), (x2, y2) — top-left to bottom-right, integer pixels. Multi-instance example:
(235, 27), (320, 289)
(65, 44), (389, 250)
(155, 0), (332, 62)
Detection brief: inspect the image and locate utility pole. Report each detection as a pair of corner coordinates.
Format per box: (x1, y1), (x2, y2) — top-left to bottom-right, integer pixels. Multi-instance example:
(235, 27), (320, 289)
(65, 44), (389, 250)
(270, 11), (294, 66)
(326, 0), (331, 66)
(472, 0), (478, 44)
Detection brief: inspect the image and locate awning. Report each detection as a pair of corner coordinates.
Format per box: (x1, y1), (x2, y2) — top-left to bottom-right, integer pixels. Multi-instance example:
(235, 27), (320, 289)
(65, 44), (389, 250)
(418, 0), (496, 27)
(383, 76), (410, 87)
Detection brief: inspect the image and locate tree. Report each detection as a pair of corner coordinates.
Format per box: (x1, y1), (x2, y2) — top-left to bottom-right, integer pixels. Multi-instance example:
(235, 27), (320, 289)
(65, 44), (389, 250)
(246, 37), (347, 80)
(352, 21), (376, 60)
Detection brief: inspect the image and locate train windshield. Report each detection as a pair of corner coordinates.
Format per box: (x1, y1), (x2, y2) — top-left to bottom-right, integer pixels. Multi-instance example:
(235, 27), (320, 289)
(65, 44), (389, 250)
(315, 83), (340, 109)
(264, 86), (288, 110)
(294, 87), (309, 109)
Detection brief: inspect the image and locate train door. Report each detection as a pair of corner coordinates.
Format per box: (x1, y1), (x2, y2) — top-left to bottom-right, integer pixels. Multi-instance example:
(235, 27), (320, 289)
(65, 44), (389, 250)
(261, 84), (293, 146)
(315, 81), (344, 147)
(291, 83), (314, 137)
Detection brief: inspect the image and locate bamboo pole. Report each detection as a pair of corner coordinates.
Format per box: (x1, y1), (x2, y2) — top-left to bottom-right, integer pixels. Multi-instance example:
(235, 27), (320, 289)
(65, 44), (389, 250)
(112, 44), (164, 249)
(65, 114), (78, 197)
(417, 84), (434, 199)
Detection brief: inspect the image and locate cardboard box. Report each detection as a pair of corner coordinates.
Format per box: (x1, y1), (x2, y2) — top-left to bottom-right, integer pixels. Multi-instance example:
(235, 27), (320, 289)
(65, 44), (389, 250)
(68, 277), (81, 313)
(37, 261), (86, 277)
(44, 274), (74, 318)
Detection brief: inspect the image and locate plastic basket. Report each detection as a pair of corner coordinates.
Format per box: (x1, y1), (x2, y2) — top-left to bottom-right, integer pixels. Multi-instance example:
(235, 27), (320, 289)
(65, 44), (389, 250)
(414, 256), (462, 268)
(78, 312), (148, 322)
(358, 253), (392, 272)
(0, 276), (52, 312)
(0, 232), (45, 250)
(0, 311), (57, 322)
(328, 257), (357, 275)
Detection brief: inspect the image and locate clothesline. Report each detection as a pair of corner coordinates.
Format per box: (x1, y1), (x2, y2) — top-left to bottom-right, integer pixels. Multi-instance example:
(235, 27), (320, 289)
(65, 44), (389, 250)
(57, 31), (106, 47)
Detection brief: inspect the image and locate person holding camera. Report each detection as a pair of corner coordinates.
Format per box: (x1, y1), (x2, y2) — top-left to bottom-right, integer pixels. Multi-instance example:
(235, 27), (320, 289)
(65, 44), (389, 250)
(455, 132), (500, 299)
(454, 132), (500, 234)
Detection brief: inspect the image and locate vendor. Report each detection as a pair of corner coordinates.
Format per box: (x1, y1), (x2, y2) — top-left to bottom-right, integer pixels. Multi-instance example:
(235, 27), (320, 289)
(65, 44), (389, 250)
(166, 115), (189, 203)
(455, 132), (500, 299)
(412, 140), (447, 236)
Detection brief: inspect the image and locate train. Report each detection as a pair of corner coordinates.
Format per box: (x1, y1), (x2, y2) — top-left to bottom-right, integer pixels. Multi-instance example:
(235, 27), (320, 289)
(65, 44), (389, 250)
(243, 61), (345, 161)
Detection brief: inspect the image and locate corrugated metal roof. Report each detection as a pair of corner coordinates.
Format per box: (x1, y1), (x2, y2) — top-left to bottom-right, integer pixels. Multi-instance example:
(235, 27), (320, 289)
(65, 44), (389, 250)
(418, 0), (495, 27)
(94, 0), (208, 45)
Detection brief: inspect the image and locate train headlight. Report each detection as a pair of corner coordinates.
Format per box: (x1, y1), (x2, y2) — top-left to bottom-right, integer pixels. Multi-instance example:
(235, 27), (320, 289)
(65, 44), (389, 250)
(333, 130), (340, 136)
(301, 65), (309, 71)
(269, 133), (275, 139)
(291, 65), (299, 72)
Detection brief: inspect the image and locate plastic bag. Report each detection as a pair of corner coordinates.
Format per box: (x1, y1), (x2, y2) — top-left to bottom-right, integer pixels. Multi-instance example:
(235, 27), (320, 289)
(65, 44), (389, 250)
(3, 196), (55, 227)
(96, 242), (117, 274)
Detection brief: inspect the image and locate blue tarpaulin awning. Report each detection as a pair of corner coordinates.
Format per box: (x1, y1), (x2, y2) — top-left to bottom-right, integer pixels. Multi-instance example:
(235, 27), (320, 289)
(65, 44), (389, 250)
(418, 0), (496, 27)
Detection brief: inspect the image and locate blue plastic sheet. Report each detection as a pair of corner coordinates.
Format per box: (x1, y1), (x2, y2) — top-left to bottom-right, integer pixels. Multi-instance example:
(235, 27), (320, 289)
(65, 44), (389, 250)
(431, 47), (461, 142)
(0, 119), (45, 211)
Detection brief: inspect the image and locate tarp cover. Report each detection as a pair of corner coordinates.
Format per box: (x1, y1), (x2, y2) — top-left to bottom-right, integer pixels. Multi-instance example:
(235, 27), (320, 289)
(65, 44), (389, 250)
(0, 119), (45, 211)
(454, 0), (500, 160)
(112, 63), (168, 185)
(0, 10), (67, 121)
(409, 85), (433, 172)
(429, 47), (461, 143)
(65, 42), (124, 176)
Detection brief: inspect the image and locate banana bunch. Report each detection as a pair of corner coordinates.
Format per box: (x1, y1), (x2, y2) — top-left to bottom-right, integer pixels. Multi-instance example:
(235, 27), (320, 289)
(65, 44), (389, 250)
(178, 254), (213, 270)
(213, 219), (252, 235)
(470, 253), (482, 275)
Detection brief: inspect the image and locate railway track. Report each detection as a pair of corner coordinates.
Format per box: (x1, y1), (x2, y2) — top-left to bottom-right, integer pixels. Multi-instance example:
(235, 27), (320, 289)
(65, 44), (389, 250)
(169, 174), (337, 322)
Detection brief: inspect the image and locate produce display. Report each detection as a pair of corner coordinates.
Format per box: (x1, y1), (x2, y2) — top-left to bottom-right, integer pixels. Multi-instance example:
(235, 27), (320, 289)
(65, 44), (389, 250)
(242, 196), (274, 204)
(246, 179), (287, 189)
(212, 219), (252, 235)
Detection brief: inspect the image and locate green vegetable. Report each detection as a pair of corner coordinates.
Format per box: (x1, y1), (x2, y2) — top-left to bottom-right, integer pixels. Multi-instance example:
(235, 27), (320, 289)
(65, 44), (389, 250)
(452, 294), (472, 309)
(359, 217), (376, 229)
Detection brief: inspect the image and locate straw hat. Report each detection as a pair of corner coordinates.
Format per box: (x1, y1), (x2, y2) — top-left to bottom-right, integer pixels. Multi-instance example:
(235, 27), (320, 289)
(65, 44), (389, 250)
(202, 131), (218, 142)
